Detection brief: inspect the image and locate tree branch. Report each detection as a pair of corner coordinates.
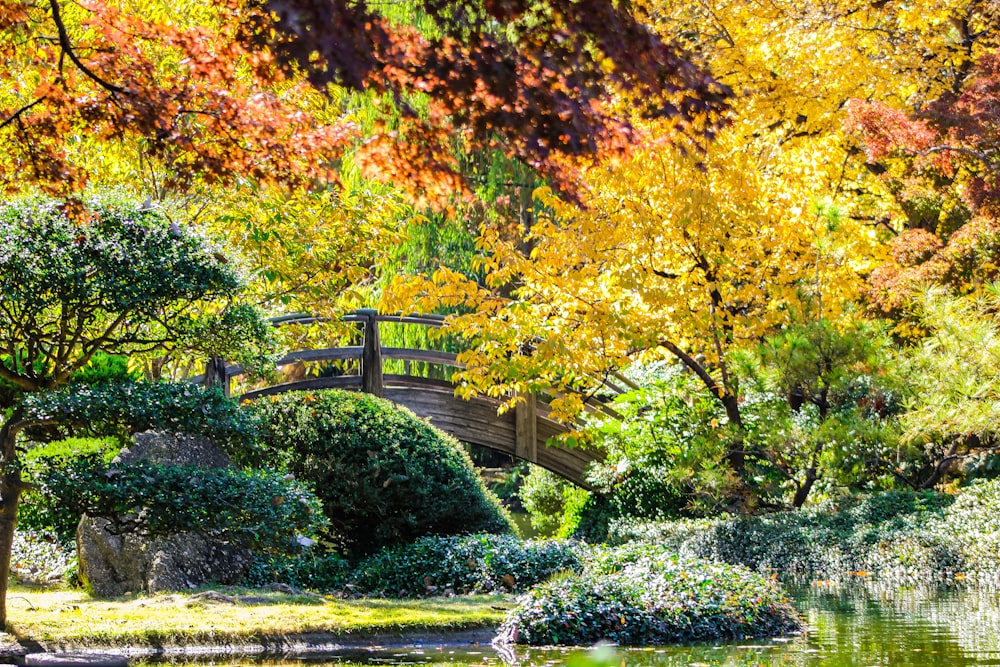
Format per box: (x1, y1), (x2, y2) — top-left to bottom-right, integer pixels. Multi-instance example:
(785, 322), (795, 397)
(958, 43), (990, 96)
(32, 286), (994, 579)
(0, 98), (46, 131)
(48, 0), (126, 95)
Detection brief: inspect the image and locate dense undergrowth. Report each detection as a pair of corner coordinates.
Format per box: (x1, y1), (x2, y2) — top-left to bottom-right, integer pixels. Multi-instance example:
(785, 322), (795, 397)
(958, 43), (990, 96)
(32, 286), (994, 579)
(609, 480), (1000, 581)
(245, 533), (583, 596)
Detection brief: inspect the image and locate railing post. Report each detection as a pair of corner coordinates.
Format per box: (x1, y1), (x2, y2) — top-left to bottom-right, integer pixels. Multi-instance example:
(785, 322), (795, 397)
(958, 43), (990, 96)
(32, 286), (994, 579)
(203, 356), (230, 398)
(515, 393), (537, 463)
(359, 309), (384, 397)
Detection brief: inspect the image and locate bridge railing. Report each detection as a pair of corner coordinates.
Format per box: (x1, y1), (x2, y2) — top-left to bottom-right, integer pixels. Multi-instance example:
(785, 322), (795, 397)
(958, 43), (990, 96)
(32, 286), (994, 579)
(198, 309), (457, 399)
(199, 309), (637, 414)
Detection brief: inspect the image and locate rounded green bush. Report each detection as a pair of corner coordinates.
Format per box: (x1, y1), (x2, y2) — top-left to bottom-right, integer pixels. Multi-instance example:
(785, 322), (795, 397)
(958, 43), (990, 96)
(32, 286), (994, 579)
(252, 390), (515, 556)
(496, 544), (801, 646)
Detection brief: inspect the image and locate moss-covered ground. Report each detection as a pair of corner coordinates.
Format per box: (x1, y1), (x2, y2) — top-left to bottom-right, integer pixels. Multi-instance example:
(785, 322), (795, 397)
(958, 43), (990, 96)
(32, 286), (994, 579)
(0, 586), (507, 650)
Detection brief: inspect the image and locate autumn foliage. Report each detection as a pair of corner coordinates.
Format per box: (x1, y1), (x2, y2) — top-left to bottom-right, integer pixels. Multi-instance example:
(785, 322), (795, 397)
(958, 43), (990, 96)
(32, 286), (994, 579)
(0, 0), (729, 203)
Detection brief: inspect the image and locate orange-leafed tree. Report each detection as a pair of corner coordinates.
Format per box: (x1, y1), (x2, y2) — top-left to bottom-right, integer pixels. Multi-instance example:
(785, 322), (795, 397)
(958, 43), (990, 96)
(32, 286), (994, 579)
(0, 0), (730, 205)
(848, 49), (1000, 327)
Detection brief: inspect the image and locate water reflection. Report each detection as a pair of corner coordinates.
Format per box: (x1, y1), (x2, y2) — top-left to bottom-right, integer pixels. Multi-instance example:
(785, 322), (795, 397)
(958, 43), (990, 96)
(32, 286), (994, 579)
(137, 583), (1000, 666)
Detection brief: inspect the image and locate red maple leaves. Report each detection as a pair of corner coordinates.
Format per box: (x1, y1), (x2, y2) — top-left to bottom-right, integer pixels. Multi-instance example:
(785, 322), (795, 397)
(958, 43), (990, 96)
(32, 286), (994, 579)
(0, 0), (730, 203)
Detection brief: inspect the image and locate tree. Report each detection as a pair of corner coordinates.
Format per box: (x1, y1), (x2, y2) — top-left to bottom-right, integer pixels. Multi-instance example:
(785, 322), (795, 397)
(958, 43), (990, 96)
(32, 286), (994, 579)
(889, 287), (1000, 489)
(384, 0), (999, 508)
(848, 48), (1000, 328)
(0, 0), (729, 205)
(0, 195), (260, 628)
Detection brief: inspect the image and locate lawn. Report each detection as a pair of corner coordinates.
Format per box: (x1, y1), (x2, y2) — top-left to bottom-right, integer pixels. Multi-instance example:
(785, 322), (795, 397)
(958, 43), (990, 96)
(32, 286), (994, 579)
(1, 586), (508, 649)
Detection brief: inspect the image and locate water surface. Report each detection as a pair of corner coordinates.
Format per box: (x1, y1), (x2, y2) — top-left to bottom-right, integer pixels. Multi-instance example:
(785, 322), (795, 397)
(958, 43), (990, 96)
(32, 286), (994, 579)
(140, 583), (1000, 666)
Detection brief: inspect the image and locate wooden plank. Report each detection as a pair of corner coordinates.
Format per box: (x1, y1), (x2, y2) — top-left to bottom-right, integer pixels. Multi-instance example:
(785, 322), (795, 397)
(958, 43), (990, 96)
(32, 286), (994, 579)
(515, 394), (538, 463)
(376, 314), (446, 327)
(239, 376), (362, 400)
(359, 309), (384, 397)
(382, 348), (462, 367)
(383, 375), (458, 392)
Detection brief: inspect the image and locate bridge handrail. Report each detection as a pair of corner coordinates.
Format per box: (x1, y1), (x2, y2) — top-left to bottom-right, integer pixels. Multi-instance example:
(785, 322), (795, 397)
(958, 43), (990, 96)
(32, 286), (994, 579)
(202, 309), (633, 410)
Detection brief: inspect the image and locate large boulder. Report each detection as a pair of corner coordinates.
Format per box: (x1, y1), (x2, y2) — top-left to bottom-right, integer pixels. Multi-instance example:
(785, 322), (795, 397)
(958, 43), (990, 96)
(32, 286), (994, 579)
(76, 431), (252, 596)
(114, 430), (232, 468)
(77, 518), (253, 596)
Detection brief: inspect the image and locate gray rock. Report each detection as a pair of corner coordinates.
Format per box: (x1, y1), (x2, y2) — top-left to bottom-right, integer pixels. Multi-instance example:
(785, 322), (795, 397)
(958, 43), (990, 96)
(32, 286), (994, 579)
(114, 431), (231, 468)
(77, 517), (252, 597)
(76, 431), (251, 597)
(25, 653), (128, 666)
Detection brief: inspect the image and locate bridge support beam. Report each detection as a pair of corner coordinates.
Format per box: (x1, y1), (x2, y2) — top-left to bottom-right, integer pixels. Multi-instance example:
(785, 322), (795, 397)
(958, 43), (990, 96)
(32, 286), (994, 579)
(359, 309), (384, 397)
(515, 394), (537, 463)
(203, 356), (230, 398)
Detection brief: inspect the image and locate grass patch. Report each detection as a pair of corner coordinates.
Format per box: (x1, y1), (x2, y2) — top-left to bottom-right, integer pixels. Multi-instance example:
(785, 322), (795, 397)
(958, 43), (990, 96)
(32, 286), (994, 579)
(2, 585), (507, 647)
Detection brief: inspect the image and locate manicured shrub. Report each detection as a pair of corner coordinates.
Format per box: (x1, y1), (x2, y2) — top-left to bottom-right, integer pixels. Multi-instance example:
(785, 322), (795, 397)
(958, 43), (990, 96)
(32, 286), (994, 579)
(350, 534), (582, 597)
(19, 437), (121, 541)
(251, 390), (515, 556)
(69, 353), (141, 385)
(31, 458), (326, 553)
(496, 544), (801, 646)
(24, 382), (260, 464)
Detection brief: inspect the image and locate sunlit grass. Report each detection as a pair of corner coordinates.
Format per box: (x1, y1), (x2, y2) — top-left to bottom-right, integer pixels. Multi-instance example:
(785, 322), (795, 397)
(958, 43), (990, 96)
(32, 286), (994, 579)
(2, 586), (508, 647)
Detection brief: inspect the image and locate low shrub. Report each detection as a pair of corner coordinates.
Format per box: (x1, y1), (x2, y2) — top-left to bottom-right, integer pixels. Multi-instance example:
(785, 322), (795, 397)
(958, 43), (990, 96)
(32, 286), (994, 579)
(244, 551), (352, 591)
(19, 437), (122, 541)
(11, 529), (75, 584)
(24, 382), (260, 464)
(350, 534), (582, 597)
(32, 459), (326, 553)
(496, 544), (801, 646)
(242, 534), (582, 597)
(251, 390), (515, 556)
(608, 481), (1000, 580)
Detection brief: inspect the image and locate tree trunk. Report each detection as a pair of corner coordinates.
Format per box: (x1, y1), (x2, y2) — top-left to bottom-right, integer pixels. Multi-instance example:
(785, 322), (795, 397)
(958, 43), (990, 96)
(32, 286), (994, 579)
(792, 469), (817, 508)
(0, 411), (26, 630)
(0, 468), (22, 629)
(203, 356), (229, 397)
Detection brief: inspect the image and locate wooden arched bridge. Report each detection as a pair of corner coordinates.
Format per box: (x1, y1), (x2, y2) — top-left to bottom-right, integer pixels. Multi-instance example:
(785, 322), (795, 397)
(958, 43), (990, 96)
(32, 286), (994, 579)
(203, 310), (623, 488)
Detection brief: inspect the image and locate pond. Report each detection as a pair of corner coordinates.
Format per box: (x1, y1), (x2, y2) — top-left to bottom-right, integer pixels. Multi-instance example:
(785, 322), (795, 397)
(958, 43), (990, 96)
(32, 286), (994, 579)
(139, 582), (1000, 666)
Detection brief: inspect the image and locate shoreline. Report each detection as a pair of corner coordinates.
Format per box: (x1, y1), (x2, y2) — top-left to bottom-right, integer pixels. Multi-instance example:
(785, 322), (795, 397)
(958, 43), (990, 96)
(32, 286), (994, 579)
(0, 627), (501, 661)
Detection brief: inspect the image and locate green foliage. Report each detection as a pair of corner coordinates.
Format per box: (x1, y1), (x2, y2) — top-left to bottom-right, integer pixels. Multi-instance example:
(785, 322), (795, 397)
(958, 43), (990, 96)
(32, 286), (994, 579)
(350, 534), (581, 597)
(608, 481), (1000, 581)
(23, 437), (120, 466)
(10, 529), (76, 585)
(31, 459), (326, 553)
(69, 353), (140, 386)
(243, 534), (581, 596)
(251, 390), (515, 556)
(243, 551), (352, 592)
(519, 467), (563, 536)
(585, 365), (730, 517)
(19, 437), (121, 540)
(172, 303), (282, 381)
(891, 288), (1000, 479)
(586, 322), (902, 515)
(0, 196), (246, 392)
(495, 544), (801, 646)
(24, 382), (260, 464)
